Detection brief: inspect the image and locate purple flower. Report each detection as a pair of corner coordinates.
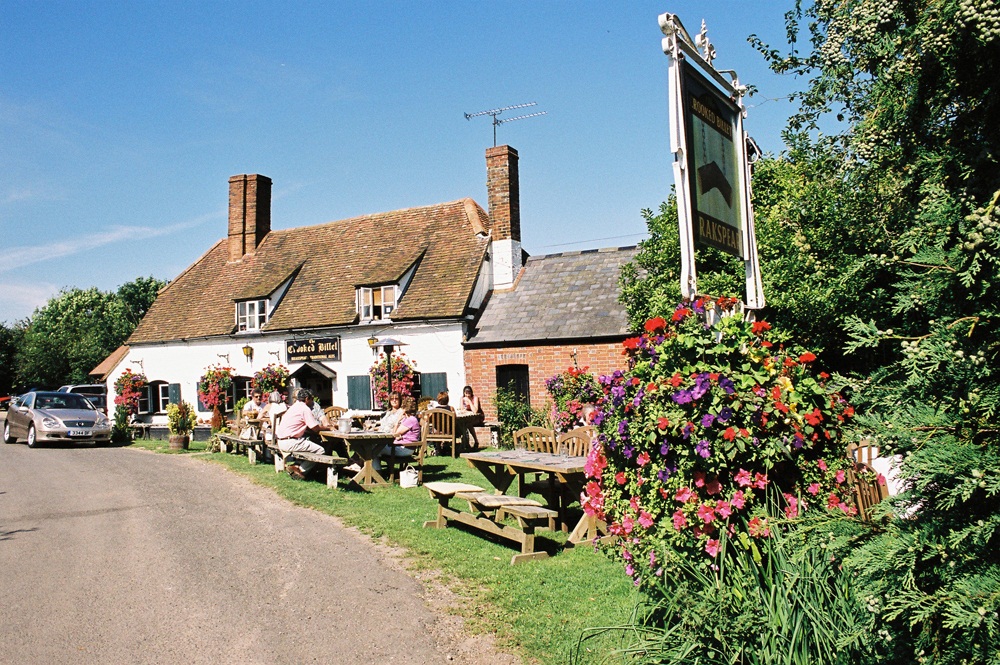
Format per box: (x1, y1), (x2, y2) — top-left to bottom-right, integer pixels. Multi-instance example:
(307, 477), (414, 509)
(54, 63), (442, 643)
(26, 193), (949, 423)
(649, 550), (657, 567)
(659, 442), (670, 456)
(719, 377), (736, 395)
(591, 409), (605, 427)
(623, 445), (635, 459)
(618, 419), (629, 437)
(657, 468), (673, 482)
(672, 390), (693, 405)
(752, 437), (760, 447)
(692, 298), (706, 314)
(718, 406), (734, 423)
(695, 439), (711, 458)
(622, 549), (634, 562)
(682, 423), (695, 440)
(700, 413), (716, 428)
(625, 563), (635, 577)
(632, 390), (645, 408)
(692, 374), (712, 400)
(611, 385), (626, 403)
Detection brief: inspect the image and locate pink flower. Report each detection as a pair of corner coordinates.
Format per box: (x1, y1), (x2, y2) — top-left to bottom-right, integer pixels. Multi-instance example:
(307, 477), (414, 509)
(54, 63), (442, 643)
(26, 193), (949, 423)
(675, 487), (695, 503)
(835, 469), (846, 484)
(753, 473), (769, 490)
(807, 483), (821, 496)
(735, 469), (752, 487)
(638, 510), (654, 529)
(818, 459), (828, 472)
(692, 471), (706, 488)
(636, 451), (650, 467)
(697, 504), (716, 524)
(629, 496), (640, 512)
(622, 516), (634, 534)
(706, 479), (722, 495)
(672, 510), (687, 531)
(716, 500), (732, 519)
(731, 490), (746, 510)
(748, 516), (770, 538)
(783, 493), (799, 519)
(705, 539), (721, 557)
(615, 472), (627, 485)
(877, 474), (886, 486)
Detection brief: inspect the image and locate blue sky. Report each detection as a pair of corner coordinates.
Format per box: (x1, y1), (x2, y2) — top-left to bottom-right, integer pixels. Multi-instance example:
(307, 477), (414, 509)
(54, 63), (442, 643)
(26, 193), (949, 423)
(0, 1), (802, 324)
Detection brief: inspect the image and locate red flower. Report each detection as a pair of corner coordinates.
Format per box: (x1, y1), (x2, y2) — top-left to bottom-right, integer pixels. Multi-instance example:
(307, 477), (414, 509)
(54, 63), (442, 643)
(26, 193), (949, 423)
(723, 427), (737, 442)
(799, 351), (816, 363)
(671, 307), (692, 322)
(770, 385), (782, 400)
(751, 321), (771, 335)
(647, 382), (657, 392)
(623, 337), (641, 350)
(615, 472), (627, 485)
(804, 408), (823, 426)
(783, 357), (798, 367)
(644, 317), (667, 334)
(761, 340), (773, 348)
(631, 377), (641, 386)
(656, 417), (670, 430)
(669, 373), (684, 387)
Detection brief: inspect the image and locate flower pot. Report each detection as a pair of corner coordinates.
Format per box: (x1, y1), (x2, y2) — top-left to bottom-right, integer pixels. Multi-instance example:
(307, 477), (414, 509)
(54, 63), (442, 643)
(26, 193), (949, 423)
(168, 434), (190, 450)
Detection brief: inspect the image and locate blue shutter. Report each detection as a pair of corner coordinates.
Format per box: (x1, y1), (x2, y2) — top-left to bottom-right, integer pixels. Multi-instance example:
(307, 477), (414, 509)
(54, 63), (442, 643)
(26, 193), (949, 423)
(420, 372), (448, 401)
(347, 375), (372, 410)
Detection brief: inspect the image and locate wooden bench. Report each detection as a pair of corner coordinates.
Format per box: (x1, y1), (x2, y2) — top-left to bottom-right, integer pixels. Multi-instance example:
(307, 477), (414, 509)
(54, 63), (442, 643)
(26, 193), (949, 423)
(423, 482), (558, 565)
(290, 451), (349, 489)
(216, 433), (270, 465)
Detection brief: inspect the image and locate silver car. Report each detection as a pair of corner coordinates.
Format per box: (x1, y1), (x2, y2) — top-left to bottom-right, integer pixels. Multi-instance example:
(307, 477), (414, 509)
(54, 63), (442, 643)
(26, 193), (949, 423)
(2, 391), (112, 447)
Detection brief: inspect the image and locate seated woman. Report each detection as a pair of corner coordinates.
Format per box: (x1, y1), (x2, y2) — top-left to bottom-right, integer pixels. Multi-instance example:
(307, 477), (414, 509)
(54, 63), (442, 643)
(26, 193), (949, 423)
(375, 396), (418, 471)
(377, 391), (405, 433)
(433, 391), (455, 412)
(459, 385), (485, 449)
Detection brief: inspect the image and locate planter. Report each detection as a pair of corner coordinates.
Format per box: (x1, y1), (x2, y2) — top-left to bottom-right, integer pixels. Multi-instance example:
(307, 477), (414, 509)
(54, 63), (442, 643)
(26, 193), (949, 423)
(168, 434), (190, 450)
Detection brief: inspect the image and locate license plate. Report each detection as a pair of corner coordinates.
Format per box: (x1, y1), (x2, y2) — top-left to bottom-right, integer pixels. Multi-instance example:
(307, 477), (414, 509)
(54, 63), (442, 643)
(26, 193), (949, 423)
(67, 429), (91, 437)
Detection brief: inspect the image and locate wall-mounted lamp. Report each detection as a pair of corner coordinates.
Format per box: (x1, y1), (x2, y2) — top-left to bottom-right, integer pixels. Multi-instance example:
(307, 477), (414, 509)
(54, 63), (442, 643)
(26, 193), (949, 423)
(242, 343), (254, 363)
(217, 353), (230, 364)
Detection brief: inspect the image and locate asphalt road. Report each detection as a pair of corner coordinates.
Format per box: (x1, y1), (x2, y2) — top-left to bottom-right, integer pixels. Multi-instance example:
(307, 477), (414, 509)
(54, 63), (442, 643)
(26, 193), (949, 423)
(0, 438), (468, 664)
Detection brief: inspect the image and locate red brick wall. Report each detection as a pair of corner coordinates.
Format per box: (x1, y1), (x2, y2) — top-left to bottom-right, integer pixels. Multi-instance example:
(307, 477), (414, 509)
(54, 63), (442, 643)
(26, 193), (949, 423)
(485, 145), (520, 242)
(463, 341), (627, 421)
(228, 174), (271, 262)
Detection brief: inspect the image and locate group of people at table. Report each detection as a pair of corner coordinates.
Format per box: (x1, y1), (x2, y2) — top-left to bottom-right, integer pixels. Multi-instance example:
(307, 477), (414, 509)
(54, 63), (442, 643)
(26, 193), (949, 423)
(239, 385), (484, 482)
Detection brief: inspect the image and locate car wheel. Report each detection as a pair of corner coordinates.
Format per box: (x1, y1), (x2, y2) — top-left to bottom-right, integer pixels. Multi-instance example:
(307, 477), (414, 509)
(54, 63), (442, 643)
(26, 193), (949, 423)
(2, 422), (14, 444)
(26, 424), (38, 448)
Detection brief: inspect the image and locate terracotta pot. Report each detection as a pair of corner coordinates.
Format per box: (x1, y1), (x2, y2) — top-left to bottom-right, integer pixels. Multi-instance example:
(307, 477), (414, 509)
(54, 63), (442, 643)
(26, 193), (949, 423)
(168, 434), (190, 450)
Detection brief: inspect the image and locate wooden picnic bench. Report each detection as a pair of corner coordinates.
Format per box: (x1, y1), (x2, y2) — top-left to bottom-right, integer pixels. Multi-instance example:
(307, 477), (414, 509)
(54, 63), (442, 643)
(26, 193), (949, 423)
(216, 433), (271, 465)
(423, 481), (558, 565)
(289, 451), (349, 488)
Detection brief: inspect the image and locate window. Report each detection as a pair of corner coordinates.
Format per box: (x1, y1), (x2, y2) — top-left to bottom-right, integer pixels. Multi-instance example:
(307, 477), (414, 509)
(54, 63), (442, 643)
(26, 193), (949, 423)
(357, 285), (397, 321)
(236, 299), (269, 331)
(141, 381), (170, 413)
(496, 365), (531, 405)
(232, 376), (253, 405)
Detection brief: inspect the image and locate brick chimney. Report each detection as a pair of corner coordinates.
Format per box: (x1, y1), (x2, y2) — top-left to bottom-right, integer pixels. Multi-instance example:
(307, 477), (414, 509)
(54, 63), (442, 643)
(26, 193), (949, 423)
(228, 174), (272, 262)
(485, 145), (523, 289)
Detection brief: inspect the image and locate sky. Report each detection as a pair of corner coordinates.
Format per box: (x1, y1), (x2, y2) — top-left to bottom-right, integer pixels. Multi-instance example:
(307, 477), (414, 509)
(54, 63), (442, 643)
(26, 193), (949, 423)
(0, 1), (804, 325)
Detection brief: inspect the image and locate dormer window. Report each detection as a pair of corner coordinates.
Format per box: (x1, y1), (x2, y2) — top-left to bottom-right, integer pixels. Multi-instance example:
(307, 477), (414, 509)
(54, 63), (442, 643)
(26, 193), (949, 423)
(357, 285), (397, 321)
(236, 298), (269, 331)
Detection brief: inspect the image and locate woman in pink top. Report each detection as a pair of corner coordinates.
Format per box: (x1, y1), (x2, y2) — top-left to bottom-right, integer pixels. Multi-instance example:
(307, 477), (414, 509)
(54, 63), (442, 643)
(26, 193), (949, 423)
(392, 396), (421, 444)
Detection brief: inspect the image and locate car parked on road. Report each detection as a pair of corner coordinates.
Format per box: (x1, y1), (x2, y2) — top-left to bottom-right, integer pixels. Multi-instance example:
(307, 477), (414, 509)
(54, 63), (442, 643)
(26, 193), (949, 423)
(3, 391), (112, 447)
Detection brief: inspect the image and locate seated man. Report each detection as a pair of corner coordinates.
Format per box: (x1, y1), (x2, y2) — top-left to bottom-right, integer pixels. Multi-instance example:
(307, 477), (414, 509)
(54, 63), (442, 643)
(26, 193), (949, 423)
(274, 388), (331, 480)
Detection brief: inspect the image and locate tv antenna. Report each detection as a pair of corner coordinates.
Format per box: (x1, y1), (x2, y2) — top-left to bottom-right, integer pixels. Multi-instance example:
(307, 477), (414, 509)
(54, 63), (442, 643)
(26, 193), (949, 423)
(464, 102), (547, 146)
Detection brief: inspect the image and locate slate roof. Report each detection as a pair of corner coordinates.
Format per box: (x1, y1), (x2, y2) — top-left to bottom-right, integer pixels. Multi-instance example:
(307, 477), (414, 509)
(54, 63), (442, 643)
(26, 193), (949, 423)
(128, 199), (491, 344)
(465, 246), (637, 346)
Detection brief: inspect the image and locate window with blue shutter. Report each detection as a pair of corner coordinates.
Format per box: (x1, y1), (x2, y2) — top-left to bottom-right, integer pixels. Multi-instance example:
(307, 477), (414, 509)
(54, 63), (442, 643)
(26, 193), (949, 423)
(347, 375), (372, 410)
(419, 372), (448, 401)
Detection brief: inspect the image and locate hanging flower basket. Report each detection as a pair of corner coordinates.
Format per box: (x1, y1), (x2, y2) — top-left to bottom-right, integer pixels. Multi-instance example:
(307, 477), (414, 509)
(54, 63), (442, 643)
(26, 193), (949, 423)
(198, 364), (233, 431)
(252, 363), (289, 397)
(369, 353), (416, 408)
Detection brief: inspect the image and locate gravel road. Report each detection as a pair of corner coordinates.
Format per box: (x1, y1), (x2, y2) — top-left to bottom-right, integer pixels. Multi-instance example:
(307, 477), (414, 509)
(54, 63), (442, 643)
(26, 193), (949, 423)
(0, 439), (514, 664)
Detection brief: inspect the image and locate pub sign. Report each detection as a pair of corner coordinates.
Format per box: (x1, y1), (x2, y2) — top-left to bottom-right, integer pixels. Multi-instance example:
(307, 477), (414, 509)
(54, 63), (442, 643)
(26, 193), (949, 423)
(286, 337), (341, 363)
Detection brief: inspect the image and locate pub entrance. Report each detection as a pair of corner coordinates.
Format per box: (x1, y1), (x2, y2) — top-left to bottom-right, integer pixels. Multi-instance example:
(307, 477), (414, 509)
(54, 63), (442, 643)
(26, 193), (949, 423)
(289, 362), (338, 409)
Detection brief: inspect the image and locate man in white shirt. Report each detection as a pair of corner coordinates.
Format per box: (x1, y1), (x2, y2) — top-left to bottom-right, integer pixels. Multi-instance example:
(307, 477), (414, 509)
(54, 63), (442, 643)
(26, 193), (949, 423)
(242, 390), (263, 416)
(274, 388), (330, 480)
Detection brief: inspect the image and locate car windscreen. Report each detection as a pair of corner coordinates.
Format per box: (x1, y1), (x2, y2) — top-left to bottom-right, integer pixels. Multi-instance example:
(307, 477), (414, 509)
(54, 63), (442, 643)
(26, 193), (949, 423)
(36, 394), (96, 410)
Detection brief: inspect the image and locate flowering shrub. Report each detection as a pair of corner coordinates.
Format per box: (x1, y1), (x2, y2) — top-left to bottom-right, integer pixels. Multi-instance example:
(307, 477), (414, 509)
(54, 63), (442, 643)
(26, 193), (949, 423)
(113, 369), (147, 414)
(588, 297), (857, 586)
(545, 366), (601, 432)
(166, 401), (197, 435)
(369, 353), (416, 407)
(198, 365), (233, 411)
(252, 363), (289, 395)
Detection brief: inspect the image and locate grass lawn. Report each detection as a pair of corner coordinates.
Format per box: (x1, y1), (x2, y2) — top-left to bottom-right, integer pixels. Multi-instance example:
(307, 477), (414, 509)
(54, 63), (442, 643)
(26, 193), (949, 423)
(130, 438), (638, 663)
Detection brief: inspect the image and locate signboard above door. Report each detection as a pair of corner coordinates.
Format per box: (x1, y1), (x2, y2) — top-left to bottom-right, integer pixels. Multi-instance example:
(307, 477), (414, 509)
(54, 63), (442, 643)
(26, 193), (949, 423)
(286, 337), (341, 363)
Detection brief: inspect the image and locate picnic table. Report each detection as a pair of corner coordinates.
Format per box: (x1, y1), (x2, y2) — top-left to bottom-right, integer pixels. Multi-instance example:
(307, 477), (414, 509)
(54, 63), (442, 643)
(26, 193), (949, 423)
(461, 449), (612, 546)
(319, 430), (396, 490)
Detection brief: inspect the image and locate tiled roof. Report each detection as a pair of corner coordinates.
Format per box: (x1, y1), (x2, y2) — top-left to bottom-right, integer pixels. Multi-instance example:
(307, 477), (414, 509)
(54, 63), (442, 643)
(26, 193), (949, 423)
(465, 246), (637, 346)
(90, 344), (129, 379)
(128, 199), (491, 344)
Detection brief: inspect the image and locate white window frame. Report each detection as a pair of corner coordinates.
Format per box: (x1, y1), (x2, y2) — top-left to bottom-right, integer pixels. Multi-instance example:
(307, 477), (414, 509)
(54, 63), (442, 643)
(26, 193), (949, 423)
(158, 383), (170, 413)
(236, 299), (269, 331)
(357, 285), (398, 321)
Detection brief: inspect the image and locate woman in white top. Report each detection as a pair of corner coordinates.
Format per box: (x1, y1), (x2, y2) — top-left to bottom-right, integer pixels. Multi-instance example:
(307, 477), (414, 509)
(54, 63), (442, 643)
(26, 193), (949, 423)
(378, 391), (405, 433)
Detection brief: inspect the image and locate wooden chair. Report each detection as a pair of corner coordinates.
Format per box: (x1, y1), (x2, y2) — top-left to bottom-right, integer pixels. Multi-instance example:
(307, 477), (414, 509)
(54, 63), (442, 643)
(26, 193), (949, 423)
(513, 426), (558, 453)
(324, 406), (345, 421)
(423, 408), (458, 457)
(848, 461), (889, 521)
(557, 426), (595, 457)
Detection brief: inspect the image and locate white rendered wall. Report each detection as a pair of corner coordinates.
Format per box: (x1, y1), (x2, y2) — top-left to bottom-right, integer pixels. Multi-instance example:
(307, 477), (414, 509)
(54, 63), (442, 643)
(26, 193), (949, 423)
(491, 238), (522, 290)
(110, 320), (468, 423)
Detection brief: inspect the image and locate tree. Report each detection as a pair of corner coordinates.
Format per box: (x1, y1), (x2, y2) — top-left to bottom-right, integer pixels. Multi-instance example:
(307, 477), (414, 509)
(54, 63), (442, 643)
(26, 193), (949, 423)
(14, 276), (167, 389)
(0, 321), (26, 395)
